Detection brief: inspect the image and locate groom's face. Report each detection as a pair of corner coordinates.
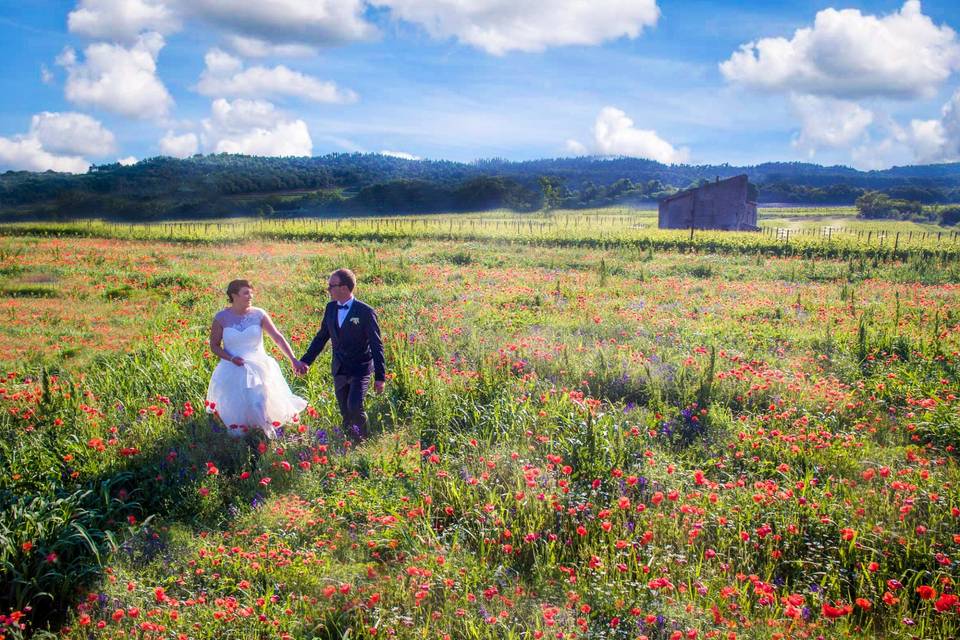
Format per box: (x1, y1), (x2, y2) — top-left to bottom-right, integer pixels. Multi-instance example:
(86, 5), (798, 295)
(327, 278), (350, 303)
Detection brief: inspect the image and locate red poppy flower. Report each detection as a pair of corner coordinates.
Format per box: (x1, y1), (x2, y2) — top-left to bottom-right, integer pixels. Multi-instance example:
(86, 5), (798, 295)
(917, 585), (938, 600)
(935, 593), (958, 612)
(821, 602), (851, 618)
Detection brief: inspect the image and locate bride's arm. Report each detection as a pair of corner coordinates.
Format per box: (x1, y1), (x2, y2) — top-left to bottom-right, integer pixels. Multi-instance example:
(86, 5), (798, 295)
(261, 312), (299, 364)
(210, 320), (243, 366)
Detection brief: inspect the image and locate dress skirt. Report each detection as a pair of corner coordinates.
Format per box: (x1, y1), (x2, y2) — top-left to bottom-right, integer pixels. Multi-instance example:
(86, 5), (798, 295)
(206, 353), (307, 439)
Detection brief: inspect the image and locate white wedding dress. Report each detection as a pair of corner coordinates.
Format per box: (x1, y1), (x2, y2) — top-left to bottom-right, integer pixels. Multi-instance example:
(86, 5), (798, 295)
(206, 307), (307, 439)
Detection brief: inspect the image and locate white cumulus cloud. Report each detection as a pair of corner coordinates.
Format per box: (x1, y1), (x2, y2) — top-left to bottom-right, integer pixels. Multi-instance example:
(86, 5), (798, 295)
(117, 156), (138, 165)
(68, 0), (180, 41)
(380, 149), (420, 160)
(196, 49), (357, 104)
(790, 94), (874, 156)
(202, 48), (243, 76)
(0, 137), (89, 173)
(201, 98), (312, 157)
(0, 111), (117, 173)
(821, 91), (960, 168)
(159, 131), (199, 158)
(29, 111), (117, 157)
(904, 119), (947, 161)
(564, 139), (588, 155)
(58, 33), (174, 120)
(849, 137), (901, 171)
(225, 35), (317, 58)
(571, 106), (688, 164)
(182, 0), (374, 49)
(372, 0), (660, 55)
(900, 90), (960, 162)
(720, 1), (960, 99)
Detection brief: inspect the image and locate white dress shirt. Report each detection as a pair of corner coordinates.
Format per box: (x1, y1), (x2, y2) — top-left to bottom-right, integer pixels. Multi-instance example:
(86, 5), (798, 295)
(337, 296), (355, 328)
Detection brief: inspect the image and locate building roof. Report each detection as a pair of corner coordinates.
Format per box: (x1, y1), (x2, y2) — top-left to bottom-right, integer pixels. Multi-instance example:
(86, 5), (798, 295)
(658, 174), (748, 204)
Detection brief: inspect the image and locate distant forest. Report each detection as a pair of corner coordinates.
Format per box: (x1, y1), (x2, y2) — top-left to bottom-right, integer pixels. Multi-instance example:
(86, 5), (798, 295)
(3, 153), (960, 220)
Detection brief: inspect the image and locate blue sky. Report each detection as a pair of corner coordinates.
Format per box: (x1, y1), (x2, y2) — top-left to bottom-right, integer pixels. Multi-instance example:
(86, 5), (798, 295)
(1, 0), (959, 172)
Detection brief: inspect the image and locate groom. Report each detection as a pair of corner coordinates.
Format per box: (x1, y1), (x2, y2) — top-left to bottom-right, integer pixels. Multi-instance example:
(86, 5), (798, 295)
(298, 268), (385, 442)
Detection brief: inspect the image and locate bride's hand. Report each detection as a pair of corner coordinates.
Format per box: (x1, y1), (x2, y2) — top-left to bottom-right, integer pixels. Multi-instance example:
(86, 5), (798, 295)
(230, 356), (245, 367)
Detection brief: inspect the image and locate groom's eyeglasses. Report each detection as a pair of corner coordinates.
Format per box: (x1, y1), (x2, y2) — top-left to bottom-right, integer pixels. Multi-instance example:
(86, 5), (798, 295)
(327, 283), (345, 290)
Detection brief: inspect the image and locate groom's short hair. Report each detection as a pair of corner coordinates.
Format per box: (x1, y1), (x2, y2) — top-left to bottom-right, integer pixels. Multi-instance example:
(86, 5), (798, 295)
(330, 268), (356, 292)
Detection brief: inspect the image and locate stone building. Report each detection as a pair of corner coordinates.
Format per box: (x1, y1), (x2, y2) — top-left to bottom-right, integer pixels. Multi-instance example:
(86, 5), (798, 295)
(658, 174), (758, 231)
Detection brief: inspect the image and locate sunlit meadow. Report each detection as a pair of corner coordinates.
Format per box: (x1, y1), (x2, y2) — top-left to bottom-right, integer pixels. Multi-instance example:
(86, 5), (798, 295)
(1, 209), (959, 639)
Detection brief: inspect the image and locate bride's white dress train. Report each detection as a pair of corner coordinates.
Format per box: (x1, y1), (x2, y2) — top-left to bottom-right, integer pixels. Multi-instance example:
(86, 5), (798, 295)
(206, 308), (307, 439)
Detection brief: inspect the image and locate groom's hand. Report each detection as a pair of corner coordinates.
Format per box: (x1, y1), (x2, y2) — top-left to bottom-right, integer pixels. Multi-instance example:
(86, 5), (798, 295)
(374, 380), (385, 394)
(292, 359), (309, 375)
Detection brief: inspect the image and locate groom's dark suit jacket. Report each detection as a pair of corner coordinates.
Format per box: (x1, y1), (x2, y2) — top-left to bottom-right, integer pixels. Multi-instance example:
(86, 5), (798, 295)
(301, 299), (386, 381)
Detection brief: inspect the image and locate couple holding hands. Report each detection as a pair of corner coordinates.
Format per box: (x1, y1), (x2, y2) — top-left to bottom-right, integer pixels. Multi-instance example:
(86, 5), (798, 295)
(205, 268), (385, 443)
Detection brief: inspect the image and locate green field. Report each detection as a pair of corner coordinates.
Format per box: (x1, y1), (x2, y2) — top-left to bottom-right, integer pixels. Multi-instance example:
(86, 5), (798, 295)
(3, 207), (959, 263)
(0, 211), (959, 639)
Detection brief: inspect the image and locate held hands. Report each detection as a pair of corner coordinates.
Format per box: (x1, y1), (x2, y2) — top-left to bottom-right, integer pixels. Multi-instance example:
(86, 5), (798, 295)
(291, 359), (309, 376)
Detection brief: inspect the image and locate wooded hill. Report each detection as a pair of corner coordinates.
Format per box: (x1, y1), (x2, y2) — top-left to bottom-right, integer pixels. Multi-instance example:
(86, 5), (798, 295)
(3, 153), (960, 220)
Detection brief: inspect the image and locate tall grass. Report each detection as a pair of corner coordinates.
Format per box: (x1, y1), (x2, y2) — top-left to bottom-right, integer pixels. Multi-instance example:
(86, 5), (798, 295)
(0, 226), (958, 639)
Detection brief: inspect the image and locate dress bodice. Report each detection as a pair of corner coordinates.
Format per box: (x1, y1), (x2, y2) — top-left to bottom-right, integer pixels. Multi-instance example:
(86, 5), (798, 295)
(217, 307), (264, 331)
(216, 308), (265, 357)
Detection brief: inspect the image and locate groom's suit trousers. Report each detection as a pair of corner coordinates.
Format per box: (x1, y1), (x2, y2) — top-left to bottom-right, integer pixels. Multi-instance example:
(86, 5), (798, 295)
(334, 373), (369, 440)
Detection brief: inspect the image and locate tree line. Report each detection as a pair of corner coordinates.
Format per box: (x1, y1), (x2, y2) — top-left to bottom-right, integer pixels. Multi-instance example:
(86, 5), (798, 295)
(2, 153), (960, 221)
(855, 191), (960, 226)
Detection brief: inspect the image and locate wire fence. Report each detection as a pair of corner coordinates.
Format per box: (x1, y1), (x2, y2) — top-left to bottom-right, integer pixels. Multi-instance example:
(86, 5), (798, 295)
(2, 214), (958, 261)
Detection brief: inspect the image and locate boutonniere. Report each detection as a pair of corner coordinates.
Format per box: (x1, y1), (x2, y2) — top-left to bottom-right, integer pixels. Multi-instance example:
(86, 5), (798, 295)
(350, 317), (360, 325)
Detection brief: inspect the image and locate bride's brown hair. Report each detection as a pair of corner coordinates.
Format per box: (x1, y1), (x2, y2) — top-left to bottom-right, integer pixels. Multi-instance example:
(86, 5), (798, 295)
(226, 279), (252, 302)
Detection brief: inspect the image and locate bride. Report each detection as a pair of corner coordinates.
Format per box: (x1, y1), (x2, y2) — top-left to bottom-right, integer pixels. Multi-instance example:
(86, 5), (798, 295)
(206, 279), (308, 439)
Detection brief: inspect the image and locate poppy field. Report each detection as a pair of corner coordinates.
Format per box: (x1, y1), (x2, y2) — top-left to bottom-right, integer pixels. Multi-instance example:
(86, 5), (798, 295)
(1, 214), (959, 639)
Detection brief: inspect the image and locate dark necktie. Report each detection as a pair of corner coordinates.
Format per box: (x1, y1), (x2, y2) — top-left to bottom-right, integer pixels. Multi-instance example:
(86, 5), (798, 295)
(337, 304), (349, 310)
